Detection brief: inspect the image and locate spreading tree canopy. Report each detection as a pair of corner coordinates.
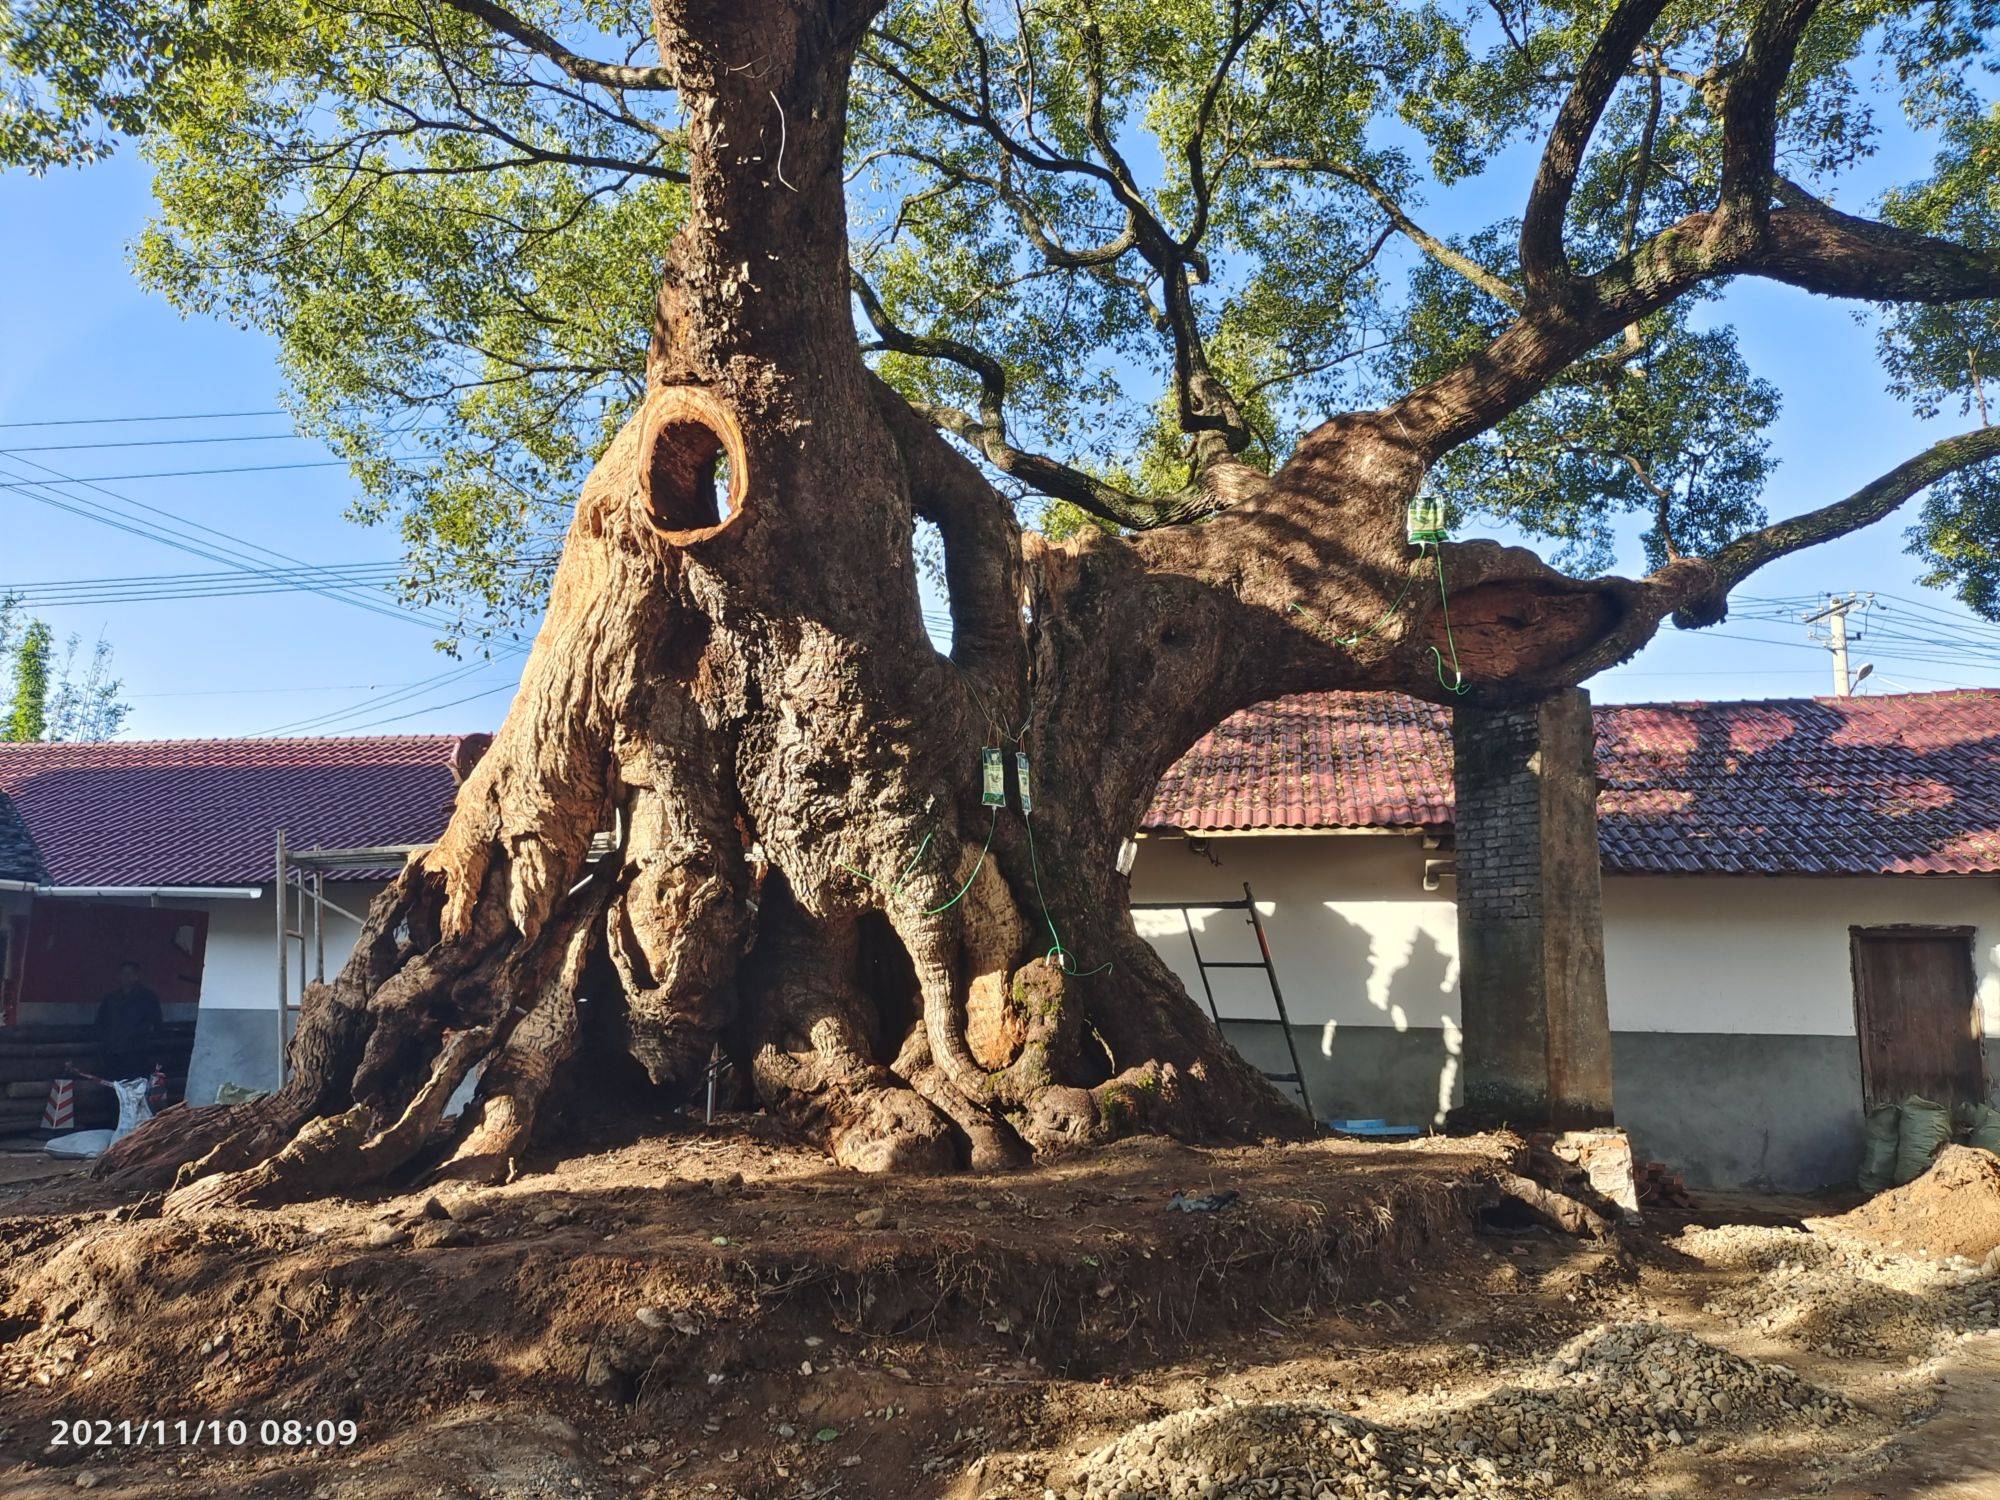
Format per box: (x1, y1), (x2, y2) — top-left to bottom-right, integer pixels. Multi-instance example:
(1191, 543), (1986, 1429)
(5, 0), (1996, 632)
(5, 0), (1999, 1199)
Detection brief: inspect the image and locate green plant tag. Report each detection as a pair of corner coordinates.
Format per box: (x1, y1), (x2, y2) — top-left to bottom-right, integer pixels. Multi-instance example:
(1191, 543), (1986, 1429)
(981, 748), (1006, 806)
(1015, 752), (1033, 813)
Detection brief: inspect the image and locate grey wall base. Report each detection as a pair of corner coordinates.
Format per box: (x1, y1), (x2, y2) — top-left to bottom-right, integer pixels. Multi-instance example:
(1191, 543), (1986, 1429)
(184, 1009), (283, 1107)
(1608, 1032), (1866, 1193)
(1222, 1021), (1890, 1192)
(1223, 1022), (1459, 1130)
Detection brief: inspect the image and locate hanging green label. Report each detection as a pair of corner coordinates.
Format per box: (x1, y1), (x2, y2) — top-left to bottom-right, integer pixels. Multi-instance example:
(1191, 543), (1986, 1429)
(1406, 496), (1447, 546)
(1015, 752), (1033, 813)
(981, 748), (1006, 806)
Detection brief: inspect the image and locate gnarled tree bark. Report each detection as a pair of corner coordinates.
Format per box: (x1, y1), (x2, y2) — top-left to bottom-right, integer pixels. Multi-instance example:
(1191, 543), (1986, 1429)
(103, 0), (2000, 1206)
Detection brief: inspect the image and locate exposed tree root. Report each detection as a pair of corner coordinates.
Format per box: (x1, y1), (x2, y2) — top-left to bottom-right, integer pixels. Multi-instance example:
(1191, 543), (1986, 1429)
(1491, 1171), (1618, 1241)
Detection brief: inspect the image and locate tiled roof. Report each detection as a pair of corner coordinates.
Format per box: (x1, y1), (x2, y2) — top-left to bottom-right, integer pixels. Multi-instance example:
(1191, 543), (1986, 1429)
(0, 792), (43, 884)
(1144, 689), (2000, 877)
(1149, 693), (1454, 837)
(0, 737), (463, 888)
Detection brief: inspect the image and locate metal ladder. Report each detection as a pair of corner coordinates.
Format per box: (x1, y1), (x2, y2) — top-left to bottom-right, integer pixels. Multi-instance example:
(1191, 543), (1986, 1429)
(1131, 881), (1314, 1119)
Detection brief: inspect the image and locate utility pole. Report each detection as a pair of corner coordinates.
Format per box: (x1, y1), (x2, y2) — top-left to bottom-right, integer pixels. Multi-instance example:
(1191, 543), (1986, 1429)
(1803, 592), (1873, 696)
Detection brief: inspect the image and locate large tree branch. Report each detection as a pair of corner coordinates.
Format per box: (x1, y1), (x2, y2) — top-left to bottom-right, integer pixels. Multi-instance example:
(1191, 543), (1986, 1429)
(868, 375), (1028, 697)
(851, 269), (1246, 529)
(1075, 22), (1252, 459)
(1718, 0), (1821, 219)
(435, 0), (675, 91)
(1691, 425), (2000, 613)
(1256, 157), (1523, 308)
(1181, 0), (1278, 254)
(863, 147), (1139, 268)
(1371, 181), (2000, 464)
(851, 269), (1009, 430)
(1746, 195), (2000, 303)
(1519, 0), (1671, 297)
(869, 13), (1260, 466)
(1474, 425), (2000, 693)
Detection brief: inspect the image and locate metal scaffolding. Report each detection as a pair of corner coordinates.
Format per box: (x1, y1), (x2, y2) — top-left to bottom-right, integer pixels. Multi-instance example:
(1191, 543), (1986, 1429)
(274, 832), (423, 1080)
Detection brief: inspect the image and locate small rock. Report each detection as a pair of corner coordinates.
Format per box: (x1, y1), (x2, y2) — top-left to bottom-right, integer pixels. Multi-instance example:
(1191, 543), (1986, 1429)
(412, 1221), (472, 1250)
(418, 1195), (448, 1220)
(854, 1206), (890, 1230)
(443, 1195), (492, 1223)
(584, 1348), (623, 1391)
(365, 1222), (405, 1250)
(634, 1306), (666, 1330)
(73, 1473), (100, 1491)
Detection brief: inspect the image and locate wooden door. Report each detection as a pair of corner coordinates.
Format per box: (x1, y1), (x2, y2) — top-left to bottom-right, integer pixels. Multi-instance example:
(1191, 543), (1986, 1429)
(1851, 927), (1985, 1109)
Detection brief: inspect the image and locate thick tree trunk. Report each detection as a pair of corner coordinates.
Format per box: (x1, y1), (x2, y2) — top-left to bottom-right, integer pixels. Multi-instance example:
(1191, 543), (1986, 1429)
(88, 0), (2000, 1208)
(102, 0), (1303, 1206)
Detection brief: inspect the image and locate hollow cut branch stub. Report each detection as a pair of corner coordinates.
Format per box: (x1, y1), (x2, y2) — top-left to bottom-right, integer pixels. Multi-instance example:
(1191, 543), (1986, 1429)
(636, 385), (751, 546)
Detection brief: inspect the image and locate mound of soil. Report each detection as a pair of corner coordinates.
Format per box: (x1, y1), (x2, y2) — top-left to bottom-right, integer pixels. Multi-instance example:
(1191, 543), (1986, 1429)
(0, 1127), (1517, 1498)
(1816, 1145), (2000, 1261)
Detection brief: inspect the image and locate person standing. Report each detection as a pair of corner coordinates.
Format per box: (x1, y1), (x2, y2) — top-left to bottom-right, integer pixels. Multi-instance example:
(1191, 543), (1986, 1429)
(93, 961), (162, 1082)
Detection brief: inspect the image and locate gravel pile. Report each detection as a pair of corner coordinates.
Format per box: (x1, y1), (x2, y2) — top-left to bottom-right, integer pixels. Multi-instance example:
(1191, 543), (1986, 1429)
(1065, 1320), (1851, 1499)
(1683, 1225), (1999, 1358)
(1069, 1402), (1433, 1500)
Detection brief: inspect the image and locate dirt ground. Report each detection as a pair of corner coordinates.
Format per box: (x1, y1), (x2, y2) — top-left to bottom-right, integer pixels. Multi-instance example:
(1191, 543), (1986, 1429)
(0, 1118), (1994, 1500)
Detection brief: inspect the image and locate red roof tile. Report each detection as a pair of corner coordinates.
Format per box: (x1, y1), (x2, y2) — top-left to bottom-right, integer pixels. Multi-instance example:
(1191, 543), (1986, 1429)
(1145, 689), (2000, 877)
(0, 737), (462, 888)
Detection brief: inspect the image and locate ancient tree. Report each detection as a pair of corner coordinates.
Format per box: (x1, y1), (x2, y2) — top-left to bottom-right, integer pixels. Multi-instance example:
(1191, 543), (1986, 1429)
(8, 0), (1998, 1202)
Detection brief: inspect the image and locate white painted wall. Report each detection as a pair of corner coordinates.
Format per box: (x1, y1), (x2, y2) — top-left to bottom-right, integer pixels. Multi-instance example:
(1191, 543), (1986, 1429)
(1131, 834), (1459, 1033)
(1602, 875), (2000, 1036)
(195, 880), (387, 1013)
(1129, 833), (2000, 1039)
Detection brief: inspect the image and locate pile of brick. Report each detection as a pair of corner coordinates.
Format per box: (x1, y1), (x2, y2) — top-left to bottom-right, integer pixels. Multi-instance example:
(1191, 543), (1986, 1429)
(1636, 1159), (1693, 1210)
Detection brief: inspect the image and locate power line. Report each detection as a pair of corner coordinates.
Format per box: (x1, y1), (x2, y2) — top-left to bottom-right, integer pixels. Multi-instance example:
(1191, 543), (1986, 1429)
(0, 432), (306, 454)
(0, 408), (287, 429)
(0, 558), (550, 608)
(1, 464), (460, 634)
(0, 563), (404, 604)
(0, 449), (486, 636)
(128, 681), (429, 700)
(1, 457), (454, 488)
(4, 561), (402, 588)
(1695, 622), (2000, 677)
(258, 658), (509, 736)
(322, 679), (521, 735)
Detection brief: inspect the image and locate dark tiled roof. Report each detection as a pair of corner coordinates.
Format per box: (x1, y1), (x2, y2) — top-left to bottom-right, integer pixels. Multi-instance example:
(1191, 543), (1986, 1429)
(0, 791), (43, 884)
(0, 737), (463, 888)
(1144, 689), (2000, 877)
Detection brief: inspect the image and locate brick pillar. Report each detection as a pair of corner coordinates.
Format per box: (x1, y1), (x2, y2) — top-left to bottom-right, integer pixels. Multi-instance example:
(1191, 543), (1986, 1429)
(1448, 688), (1613, 1131)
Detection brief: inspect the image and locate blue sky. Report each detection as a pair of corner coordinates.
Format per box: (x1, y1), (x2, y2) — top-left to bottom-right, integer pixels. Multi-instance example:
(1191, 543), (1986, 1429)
(2, 98), (1997, 740)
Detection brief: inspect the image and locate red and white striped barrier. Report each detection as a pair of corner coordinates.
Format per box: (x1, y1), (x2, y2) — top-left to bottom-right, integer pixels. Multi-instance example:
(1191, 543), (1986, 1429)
(40, 1077), (75, 1132)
